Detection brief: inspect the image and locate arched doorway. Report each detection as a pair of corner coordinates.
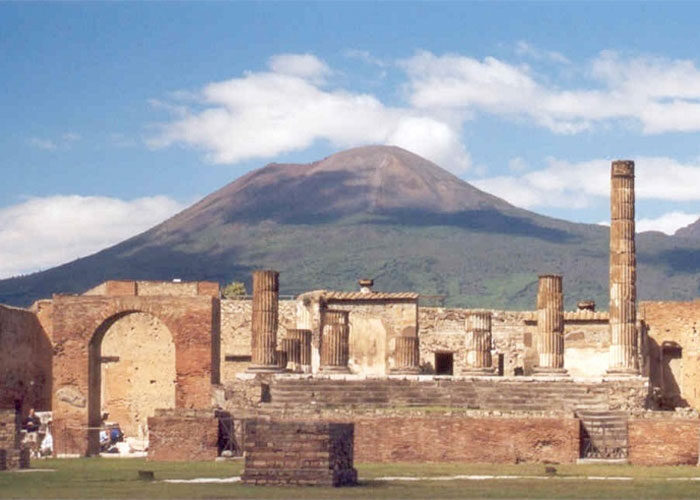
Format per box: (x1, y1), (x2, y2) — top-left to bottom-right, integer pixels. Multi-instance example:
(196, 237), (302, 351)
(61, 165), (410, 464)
(88, 311), (176, 453)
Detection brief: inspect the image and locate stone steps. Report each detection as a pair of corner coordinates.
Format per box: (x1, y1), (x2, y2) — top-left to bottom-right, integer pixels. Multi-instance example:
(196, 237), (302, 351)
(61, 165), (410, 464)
(576, 409), (628, 460)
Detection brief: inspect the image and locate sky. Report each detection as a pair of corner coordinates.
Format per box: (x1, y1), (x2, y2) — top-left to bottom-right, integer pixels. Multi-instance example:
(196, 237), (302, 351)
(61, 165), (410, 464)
(3, 1), (700, 278)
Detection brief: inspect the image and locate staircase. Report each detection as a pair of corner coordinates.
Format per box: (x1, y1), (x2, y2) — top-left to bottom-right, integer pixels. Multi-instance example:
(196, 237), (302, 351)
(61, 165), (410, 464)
(576, 407), (629, 462)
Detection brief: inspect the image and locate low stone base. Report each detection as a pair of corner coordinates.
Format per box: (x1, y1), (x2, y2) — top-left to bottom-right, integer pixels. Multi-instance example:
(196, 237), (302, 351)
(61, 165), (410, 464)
(390, 367), (421, 375)
(605, 367), (640, 377)
(247, 365), (284, 374)
(0, 448), (30, 470)
(319, 366), (351, 374)
(461, 367), (496, 376)
(241, 419), (357, 487)
(533, 367), (569, 377)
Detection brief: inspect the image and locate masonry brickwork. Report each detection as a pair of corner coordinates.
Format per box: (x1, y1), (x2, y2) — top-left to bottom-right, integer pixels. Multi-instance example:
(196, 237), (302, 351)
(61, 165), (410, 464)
(0, 409), (29, 470)
(147, 409), (219, 461)
(627, 417), (700, 465)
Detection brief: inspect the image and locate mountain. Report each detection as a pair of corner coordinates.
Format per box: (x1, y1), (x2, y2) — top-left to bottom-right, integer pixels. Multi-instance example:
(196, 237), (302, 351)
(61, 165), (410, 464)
(1, 145), (699, 309)
(675, 217), (700, 240)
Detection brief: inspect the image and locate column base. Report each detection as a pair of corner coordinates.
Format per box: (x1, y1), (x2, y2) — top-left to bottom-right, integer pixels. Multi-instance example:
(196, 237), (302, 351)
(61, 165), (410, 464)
(246, 364), (284, 373)
(319, 365), (351, 374)
(533, 367), (568, 377)
(605, 367), (640, 376)
(390, 367), (421, 375)
(461, 367), (496, 376)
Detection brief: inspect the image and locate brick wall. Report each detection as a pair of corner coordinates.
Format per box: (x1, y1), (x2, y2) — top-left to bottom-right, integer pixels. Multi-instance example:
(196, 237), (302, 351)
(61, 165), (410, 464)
(147, 410), (218, 461)
(353, 416), (580, 463)
(628, 418), (700, 465)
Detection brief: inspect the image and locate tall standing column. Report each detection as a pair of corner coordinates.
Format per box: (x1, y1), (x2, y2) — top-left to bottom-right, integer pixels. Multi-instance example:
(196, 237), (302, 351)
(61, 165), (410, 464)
(608, 160), (639, 375)
(390, 337), (421, 374)
(247, 270), (282, 372)
(463, 311), (495, 375)
(287, 328), (312, 372)
(534, 275), (567, 376)
(320, 310), (350, 373)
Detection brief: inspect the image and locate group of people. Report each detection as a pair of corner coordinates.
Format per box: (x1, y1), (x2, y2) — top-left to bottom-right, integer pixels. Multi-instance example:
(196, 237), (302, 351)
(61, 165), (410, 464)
(99, 413), (124, 453)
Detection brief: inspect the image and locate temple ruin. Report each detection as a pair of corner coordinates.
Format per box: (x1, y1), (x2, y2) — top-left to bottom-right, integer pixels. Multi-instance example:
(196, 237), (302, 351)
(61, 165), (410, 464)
(2, 159), (700, 470)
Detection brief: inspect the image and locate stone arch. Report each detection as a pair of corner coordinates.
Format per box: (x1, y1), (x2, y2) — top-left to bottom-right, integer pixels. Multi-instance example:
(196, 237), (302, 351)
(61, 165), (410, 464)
(87, 310), (176, 453)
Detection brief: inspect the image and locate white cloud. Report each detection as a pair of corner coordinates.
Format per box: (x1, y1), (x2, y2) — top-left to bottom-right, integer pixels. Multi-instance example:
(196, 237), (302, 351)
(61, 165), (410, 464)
(473, 156), (700, 209)
(344, 49), (387, 67)
(0, 195), (185, 278)
(637, 211), (700, 235)
(148, 53), (471, 173)
(28, 132), (81, 151)
(401, 50), (700, 134)
(267, 53), (331, 82)
(515, 41), (570, 65)
(28, 138), (57, 150)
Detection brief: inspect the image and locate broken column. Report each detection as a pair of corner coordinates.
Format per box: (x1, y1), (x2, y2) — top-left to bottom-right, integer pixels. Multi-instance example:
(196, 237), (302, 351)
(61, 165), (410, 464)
(320, 310), (350, 373)
(287, 328), (312, 372)
(463, 311), (495, 375)
(247, 270), (282, 372)
(534, 274), (567, 375)
(391, 337), (421, 374)
(608, 160), (639, 375)
(281, 337), (301, 372)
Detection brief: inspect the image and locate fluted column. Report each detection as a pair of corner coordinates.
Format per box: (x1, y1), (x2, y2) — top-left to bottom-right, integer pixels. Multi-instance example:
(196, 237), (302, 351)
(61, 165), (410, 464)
(463, 311), (495, 375)
(391, 337), (421, 374)
(320, 310), (350, 373)
(247, 270), (282, 372)
(281, 337), (301, 372)
(534, 275), (567, 376)
(287, 328), (312, 371)
(608, 160), (639, 375)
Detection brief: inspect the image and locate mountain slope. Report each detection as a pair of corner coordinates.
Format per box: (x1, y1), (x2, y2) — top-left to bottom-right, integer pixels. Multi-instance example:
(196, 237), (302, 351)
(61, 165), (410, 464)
(1, 145), (699, 309)
(675, 217), (700, 240)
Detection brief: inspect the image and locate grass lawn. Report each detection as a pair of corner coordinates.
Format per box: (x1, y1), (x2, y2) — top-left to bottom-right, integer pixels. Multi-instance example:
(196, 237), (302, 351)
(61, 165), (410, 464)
(1, 459), (700, 499)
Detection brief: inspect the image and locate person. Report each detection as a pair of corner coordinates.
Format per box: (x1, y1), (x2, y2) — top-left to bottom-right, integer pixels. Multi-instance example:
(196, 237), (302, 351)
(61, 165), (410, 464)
(23, 408), (40, 433)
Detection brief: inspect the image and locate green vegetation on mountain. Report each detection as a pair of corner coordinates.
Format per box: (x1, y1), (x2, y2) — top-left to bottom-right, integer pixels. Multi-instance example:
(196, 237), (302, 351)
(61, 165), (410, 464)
(1, 146), (698, 309)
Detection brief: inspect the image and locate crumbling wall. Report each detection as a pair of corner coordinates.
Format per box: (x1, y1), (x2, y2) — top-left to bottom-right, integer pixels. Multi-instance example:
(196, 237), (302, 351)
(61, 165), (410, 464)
(219, 299), (296, 381)
(147, 409), (218, 461)
(100, 312), (176, 439)
(640, 300), (700, 410)
(628, 417), (700, 465)
(0, 304), (52, 411)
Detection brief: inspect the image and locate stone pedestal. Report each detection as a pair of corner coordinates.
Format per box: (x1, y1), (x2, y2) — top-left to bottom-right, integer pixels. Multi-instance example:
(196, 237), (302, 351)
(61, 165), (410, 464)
(391, 336), (421, 374)
(463, 311), (495, 375)
(534, 275), (567, 376)
(320, 310), (350, 373)
(248, 270), (283, 373)
(281, 337), (301, 372)
(608, 161), (639, 375)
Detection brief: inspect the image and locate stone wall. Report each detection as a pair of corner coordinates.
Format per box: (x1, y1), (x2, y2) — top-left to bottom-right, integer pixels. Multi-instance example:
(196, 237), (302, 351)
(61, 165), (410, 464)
(100, 312), (176, 439)
(352, 416), (579, 463)
(419, 308), (610, 377)
(628, 417), (700, 465)
(147, 409), (218, 461)
(640, 300), (700, 410)
(0, 304), (52, 411)
(0, 409), (29, 470)
(51, 294), (217, 456)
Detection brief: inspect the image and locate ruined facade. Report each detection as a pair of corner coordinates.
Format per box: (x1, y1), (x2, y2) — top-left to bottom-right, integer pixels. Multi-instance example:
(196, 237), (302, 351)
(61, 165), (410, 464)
(1, 160), (700, 465)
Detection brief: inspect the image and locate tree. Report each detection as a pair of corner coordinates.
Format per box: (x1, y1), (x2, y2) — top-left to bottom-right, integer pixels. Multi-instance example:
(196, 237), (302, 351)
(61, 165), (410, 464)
(222, 281), (247, 298)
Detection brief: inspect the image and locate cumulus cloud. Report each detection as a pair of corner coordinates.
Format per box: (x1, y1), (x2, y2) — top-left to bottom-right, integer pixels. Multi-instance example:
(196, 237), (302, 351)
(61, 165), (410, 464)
(473, 156), (700, 209)
(637, 211), (700, 235)
(401, 50), (700, 134)
(0, 195), (185, 278)
(148, 53), (472, 173)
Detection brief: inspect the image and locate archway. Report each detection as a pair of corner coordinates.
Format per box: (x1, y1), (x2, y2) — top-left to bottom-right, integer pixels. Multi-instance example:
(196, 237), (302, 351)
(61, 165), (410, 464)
(88, 311), (176, 453)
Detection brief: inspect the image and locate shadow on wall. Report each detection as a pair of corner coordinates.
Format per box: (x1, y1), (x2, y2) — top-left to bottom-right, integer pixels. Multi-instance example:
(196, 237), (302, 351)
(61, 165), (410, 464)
(648, 338), (689, 409)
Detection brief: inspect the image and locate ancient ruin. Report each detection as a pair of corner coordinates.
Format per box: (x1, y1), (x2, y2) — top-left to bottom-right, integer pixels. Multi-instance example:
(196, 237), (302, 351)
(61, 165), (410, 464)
(2, 159), (700, 471)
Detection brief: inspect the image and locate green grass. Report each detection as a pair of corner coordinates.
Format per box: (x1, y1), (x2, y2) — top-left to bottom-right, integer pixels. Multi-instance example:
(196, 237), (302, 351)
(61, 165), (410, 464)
(2, 459), (700, 499)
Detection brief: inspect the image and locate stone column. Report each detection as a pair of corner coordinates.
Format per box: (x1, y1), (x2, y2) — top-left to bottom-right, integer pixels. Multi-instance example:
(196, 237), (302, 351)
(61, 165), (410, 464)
(391, 337), (421, 374)
(281, 337), (301, 372)
(463, 311), (495, 375)
(320, 310), (350, 373)
(534, 275), (567, 375)
(287, 328), (312, 371)
(247, 270), (282, 372)
(608, 160), (639, 375)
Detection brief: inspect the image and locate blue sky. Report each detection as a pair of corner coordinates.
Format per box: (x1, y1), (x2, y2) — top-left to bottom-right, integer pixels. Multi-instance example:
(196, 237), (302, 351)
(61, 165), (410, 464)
(3, 1), (700, 277)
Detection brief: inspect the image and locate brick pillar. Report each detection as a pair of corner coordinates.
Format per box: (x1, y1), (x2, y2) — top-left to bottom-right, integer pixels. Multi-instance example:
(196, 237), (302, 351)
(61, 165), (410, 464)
(320, 310), (350, 373)
(287, 328), (312, 372)
(247, 270), (282, 372)
(534, 275), (567, 376)
(608, 160), (639, 375)
(390, 337), (420, 374)
(463, 311), (495, 375)
(281, 337), (301, 372)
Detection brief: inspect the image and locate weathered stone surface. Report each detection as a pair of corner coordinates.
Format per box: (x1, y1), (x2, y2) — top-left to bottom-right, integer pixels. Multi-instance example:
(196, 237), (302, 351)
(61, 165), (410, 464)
(147, 412), (218, 461)
(464, 311), (493, 374)
(248, 271), (280, 372)
(628, 418), (700, 465)
(535, 275), (566, 374)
